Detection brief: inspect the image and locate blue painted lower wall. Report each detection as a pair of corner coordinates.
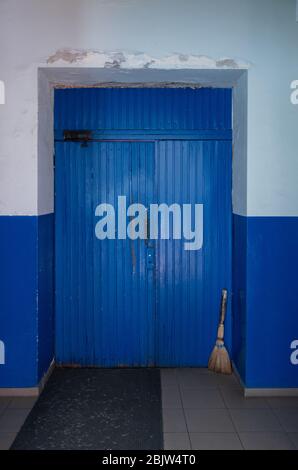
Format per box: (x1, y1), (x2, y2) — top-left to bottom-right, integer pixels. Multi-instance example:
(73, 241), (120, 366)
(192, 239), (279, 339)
(233, 215), (298, 388)
(0, 217), (38, 387)
(0, 214), (54, 388)
(0, 213), (297, 388)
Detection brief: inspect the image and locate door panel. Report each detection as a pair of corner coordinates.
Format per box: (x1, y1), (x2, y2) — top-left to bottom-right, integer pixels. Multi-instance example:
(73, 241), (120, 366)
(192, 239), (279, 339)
(155, 140), (232, 366)
(55, 141), (155, 366)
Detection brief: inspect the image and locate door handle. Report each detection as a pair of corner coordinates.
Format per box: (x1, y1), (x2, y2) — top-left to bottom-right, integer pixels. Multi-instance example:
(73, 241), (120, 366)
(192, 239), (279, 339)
(146, 246), (155, 270)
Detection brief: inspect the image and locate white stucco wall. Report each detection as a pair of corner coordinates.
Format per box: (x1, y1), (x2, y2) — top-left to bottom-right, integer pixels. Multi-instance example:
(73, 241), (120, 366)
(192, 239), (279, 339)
(0, 0), (297, 216)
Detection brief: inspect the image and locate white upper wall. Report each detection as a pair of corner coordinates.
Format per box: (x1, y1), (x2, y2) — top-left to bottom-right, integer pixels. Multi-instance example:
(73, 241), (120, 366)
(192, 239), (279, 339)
(0, 0), (297, 216)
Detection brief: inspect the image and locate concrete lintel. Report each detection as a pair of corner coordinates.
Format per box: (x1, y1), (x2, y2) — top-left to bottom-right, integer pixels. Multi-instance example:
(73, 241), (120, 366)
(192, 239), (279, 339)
(40, 66), (245, 89)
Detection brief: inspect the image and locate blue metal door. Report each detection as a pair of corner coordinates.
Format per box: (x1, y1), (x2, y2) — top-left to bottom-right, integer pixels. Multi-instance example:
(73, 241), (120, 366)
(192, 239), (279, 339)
(55, 141), (156, 366)
(54, 88), (232, 367)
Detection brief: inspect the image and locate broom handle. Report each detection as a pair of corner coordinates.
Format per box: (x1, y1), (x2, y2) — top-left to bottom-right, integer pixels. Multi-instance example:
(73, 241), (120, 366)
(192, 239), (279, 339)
(219, 289), (228, 325)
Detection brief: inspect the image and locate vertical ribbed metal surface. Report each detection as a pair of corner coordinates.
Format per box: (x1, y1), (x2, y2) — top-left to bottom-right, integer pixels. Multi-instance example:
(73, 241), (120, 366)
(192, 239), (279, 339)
(55, 141), (155, 366)
(55, 88), (232, 131)
(55, 88), (232, 367)
(155, 141), (232, 366)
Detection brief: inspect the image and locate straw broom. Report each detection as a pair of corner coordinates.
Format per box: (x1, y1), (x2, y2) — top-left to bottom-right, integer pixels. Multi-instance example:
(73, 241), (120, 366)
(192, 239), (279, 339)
(208, 288), (232, 374)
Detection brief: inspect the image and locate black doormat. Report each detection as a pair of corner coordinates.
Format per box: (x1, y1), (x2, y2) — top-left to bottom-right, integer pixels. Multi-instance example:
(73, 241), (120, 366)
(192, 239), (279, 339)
(11, 368), (163, 450)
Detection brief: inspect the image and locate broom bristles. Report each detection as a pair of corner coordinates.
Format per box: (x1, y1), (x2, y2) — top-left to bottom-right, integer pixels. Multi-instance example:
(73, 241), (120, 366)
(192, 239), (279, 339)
(208, 339), (232, 375)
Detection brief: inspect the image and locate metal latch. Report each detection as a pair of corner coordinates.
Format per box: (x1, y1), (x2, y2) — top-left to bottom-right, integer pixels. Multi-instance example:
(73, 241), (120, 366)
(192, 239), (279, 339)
(63, 130), (92, 145)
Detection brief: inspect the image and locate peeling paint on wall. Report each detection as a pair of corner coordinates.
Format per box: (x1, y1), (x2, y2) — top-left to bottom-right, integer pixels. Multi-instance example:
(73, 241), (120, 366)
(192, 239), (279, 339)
(47, 49), (90, 64)
(47, 49), (251, 70)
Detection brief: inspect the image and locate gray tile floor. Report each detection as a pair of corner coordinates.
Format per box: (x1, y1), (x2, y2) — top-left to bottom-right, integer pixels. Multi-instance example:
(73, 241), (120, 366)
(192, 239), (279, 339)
(0, 397), (36, 450)
(1, 369), (298, 450)
(162, 368), (298, 450)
